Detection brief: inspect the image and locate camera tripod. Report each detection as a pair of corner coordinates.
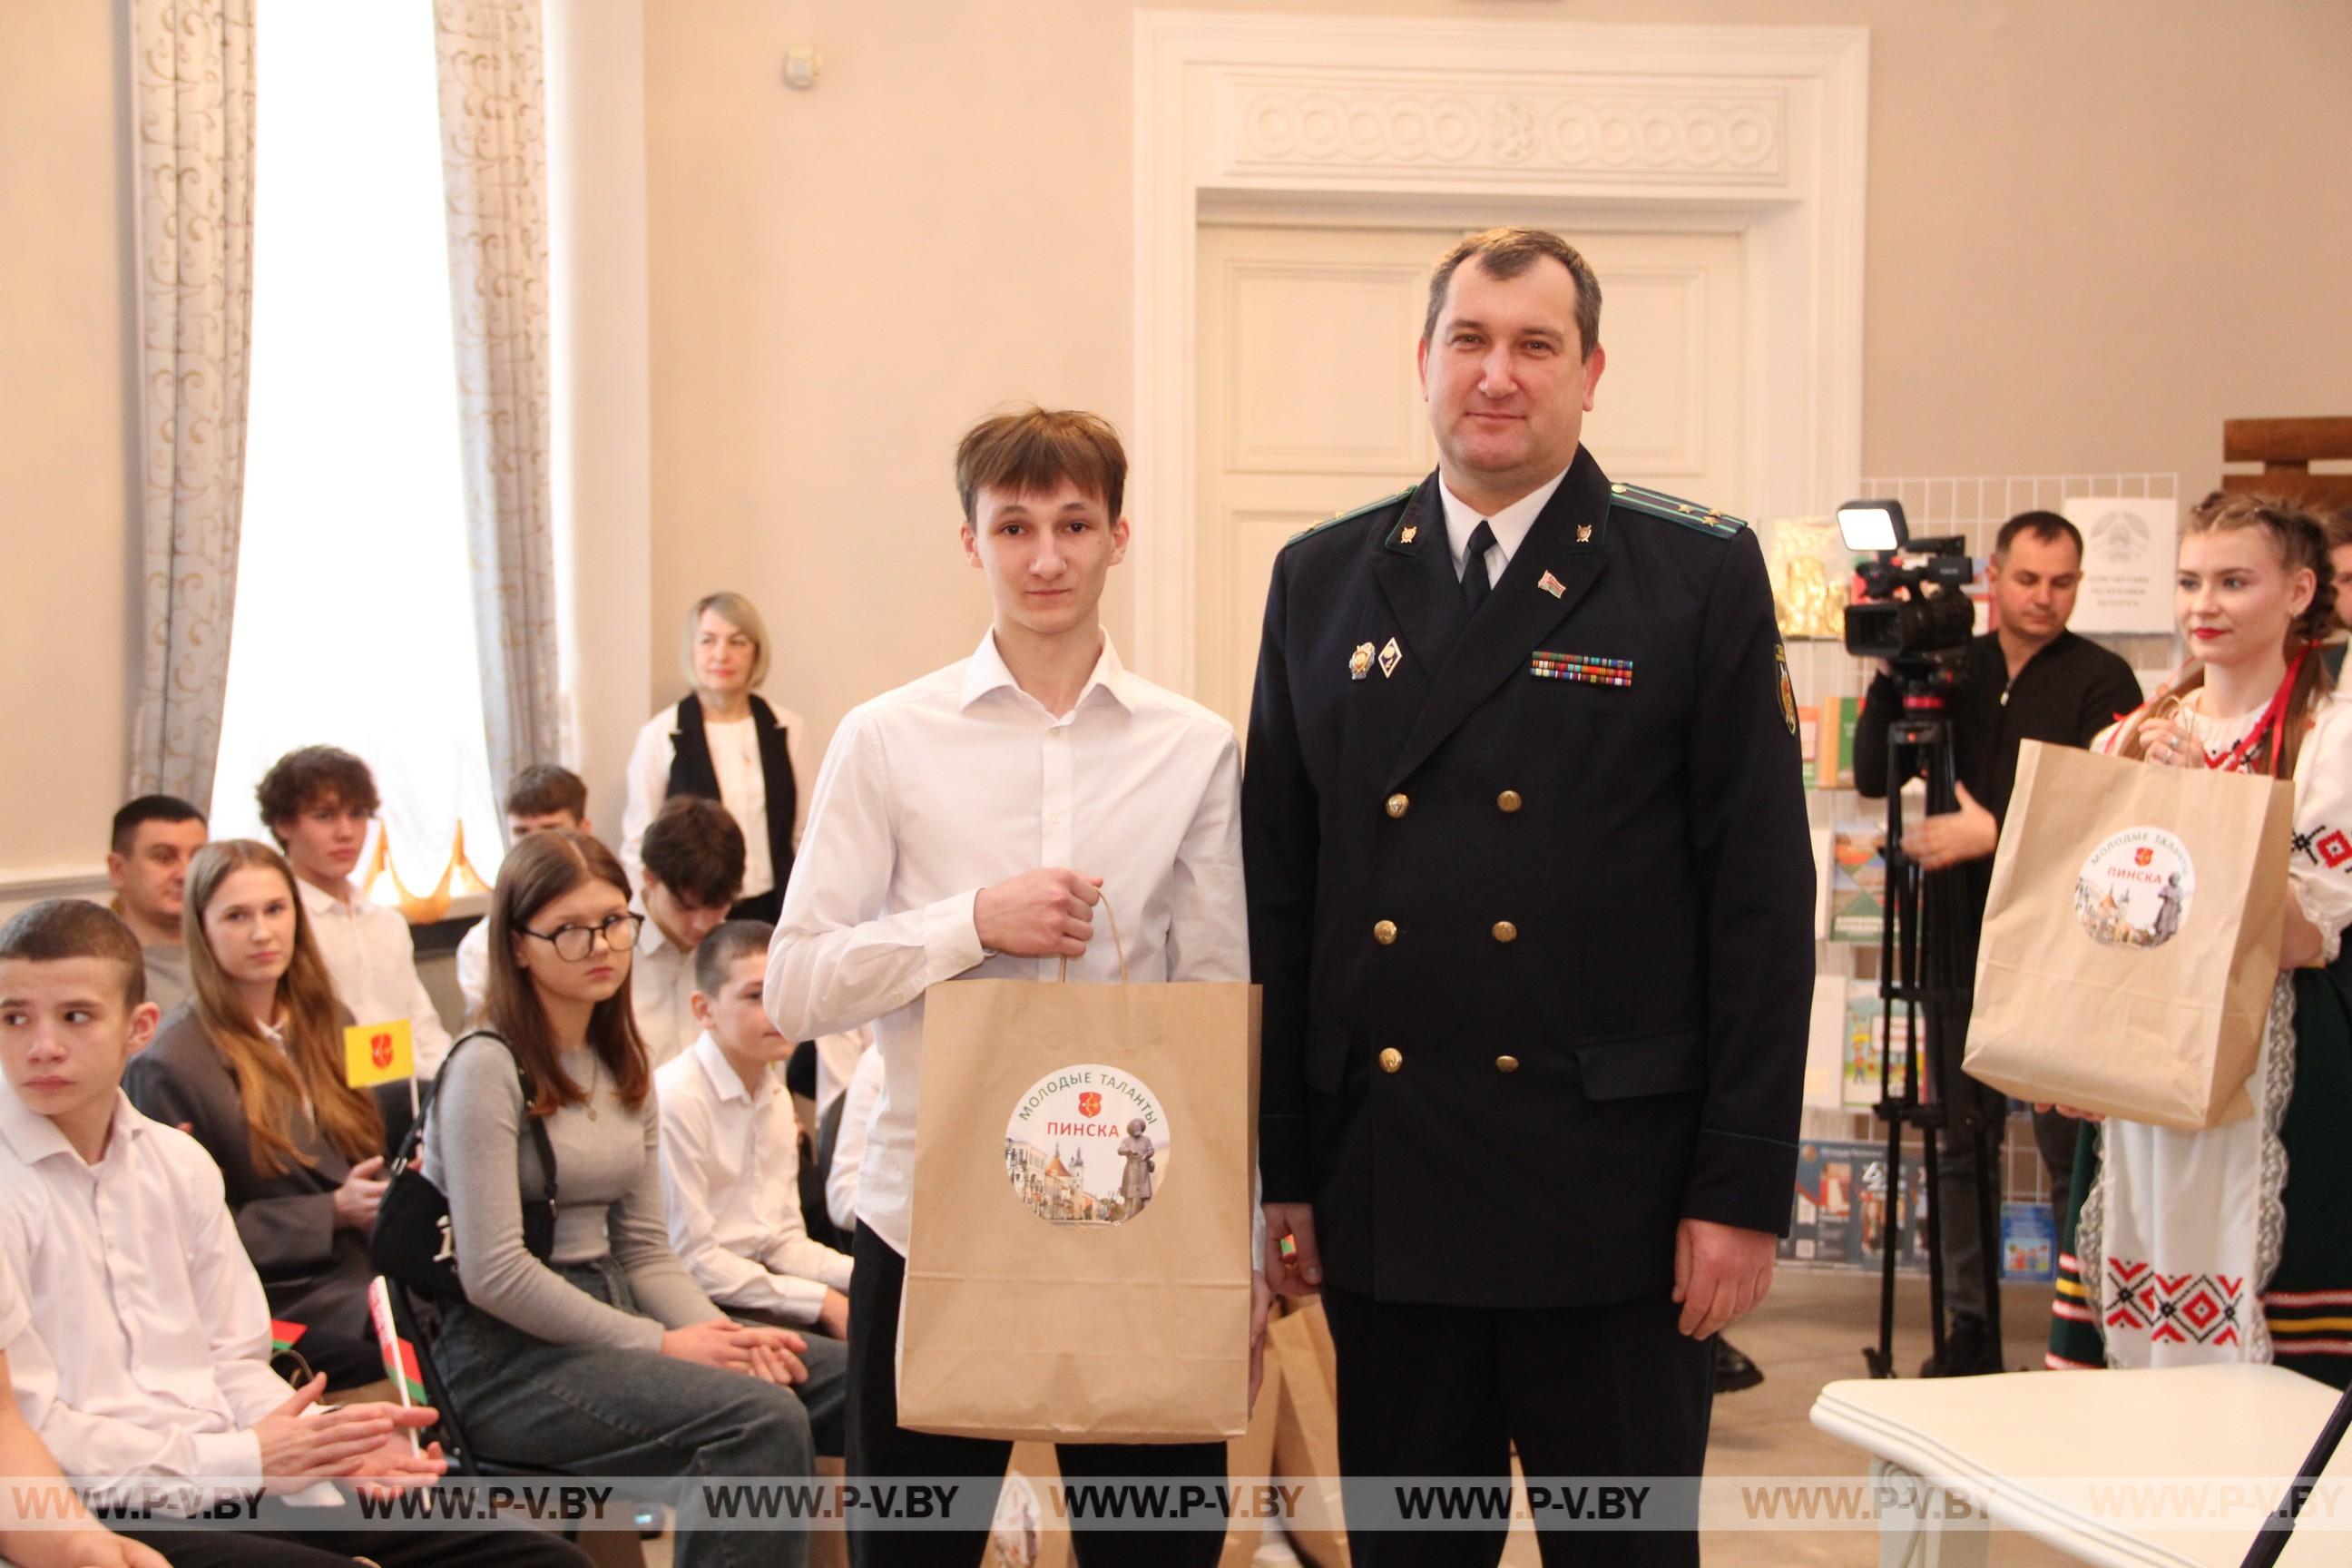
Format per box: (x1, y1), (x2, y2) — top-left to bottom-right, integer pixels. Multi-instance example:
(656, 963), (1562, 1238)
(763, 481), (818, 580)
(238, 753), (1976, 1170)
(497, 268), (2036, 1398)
(1859, 678), (2007, 1380)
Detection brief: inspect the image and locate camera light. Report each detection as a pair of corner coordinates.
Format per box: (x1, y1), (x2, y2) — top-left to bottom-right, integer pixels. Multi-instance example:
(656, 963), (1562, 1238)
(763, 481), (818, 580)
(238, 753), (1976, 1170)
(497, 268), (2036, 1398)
(1838, 499), (1908, 554)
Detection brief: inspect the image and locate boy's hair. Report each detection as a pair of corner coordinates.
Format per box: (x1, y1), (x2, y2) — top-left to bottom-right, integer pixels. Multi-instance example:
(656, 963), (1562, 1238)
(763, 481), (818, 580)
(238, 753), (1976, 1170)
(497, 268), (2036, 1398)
(640, 796), (746, 909)
(693, 918), (776, 997)
(505, 763), (589, 822)
(954, 407), (1126, 524)
(0, 899), (147, 1008)
(110, 794), (207, 856)
(1993, 510), (2084, 561)
(254, 746), (379, 843)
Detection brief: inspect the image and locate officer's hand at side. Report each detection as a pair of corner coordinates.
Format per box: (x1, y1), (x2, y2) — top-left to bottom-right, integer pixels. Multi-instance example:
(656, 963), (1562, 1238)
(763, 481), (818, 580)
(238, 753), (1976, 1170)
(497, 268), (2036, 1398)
(975, 869), (1102, 958)
(1900, 782), (1998, 871)
(1674, 1217), (1776, 1339)
(1261, 1201), (1323, 1298)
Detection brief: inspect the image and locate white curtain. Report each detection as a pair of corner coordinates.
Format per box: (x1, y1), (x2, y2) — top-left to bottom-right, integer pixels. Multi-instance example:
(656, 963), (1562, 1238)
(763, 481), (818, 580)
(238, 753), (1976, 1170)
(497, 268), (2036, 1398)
(435, 0), (561, 798)
(129, 0), (257, 806)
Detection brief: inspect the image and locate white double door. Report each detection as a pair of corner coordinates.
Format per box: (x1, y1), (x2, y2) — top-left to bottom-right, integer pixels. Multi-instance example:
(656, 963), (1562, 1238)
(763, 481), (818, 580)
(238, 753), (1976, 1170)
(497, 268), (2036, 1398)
(1193, 222), (1747, 733)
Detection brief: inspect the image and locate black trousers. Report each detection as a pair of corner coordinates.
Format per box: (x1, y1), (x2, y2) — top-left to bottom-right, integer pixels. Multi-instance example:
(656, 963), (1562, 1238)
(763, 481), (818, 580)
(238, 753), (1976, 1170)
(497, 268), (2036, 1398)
(1320, 1285), (1712, 1568)
(110, 1505), (591, 1568)
(845, 1223), (1229, 1568)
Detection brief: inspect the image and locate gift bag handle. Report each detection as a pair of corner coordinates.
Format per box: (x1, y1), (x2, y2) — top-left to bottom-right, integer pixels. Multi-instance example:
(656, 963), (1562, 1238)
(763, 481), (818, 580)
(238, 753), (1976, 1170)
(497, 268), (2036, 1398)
(1055, 891), (1130, 984)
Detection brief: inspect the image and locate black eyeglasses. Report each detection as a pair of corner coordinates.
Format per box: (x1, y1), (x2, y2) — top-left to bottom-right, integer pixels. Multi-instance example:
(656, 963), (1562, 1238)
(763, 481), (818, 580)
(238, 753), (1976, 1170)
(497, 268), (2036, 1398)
(521, 911), (644, 962)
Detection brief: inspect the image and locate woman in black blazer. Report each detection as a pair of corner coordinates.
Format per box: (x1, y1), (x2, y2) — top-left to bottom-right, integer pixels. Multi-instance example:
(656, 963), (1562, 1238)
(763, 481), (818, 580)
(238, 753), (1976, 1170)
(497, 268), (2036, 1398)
(123, 839), (392, 1387)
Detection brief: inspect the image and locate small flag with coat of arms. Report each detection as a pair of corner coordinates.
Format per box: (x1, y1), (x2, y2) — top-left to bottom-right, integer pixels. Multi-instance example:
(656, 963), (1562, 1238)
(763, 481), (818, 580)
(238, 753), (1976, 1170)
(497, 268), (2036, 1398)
(344, 1021), (414, 1089)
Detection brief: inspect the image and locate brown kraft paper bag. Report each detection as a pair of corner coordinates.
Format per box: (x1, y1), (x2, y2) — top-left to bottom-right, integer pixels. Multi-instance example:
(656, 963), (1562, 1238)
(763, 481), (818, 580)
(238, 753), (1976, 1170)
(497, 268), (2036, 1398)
(899, 964), (1259, 1443)
(1965, 740), (2291, 1130)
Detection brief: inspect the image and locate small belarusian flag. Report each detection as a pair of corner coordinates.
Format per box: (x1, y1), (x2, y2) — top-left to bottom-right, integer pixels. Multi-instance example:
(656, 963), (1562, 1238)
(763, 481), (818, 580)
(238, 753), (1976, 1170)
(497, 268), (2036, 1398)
(270, 1318), (307, 1355)
(367, 1277), (427, 1452)
(344, 1020), (415, 1089)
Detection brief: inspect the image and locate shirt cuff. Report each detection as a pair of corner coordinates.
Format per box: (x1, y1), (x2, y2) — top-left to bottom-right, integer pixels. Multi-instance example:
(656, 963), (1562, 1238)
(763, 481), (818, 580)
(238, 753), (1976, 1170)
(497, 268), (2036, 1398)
(923, 888), (988, 985)
(195, 1427), (266, 1486)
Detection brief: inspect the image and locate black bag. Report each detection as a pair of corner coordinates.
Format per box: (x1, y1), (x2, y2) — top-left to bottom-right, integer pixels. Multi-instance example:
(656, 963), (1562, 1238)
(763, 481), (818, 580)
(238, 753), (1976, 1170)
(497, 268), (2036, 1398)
(371, 1030), (559, 1304)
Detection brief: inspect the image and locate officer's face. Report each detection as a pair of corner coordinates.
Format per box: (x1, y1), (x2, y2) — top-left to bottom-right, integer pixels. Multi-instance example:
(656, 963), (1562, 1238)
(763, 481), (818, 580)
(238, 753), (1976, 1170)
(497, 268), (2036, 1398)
(1417, 257), (1605, 506)
(963, 479), (1131, 642)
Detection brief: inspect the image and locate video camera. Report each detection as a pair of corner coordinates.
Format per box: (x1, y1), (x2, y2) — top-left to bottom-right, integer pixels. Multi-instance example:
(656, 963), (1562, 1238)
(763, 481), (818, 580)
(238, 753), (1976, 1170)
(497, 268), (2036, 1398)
(1837, 499), (1979, 666)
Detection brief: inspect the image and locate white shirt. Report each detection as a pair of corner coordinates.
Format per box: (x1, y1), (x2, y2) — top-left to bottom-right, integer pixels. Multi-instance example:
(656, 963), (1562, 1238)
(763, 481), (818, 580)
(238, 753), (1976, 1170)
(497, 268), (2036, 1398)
(812, 1025), (868, 1117)
(298, 877), (456, 1078)
(827, 1044), (886, 1234)
(655, 1033), (852, 1324)
(455, 916), (491, 1023)
(1436, 466), (1572, 583)
(621, 699), (811, 902)
(630, 914), (700, 1071)
(765, 631), (1250, 1258)
(0, 1089), (301, 1513)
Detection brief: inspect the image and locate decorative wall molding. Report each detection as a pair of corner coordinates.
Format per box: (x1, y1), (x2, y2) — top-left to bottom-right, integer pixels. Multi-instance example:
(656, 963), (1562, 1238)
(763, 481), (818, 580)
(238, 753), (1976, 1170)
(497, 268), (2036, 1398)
(0, 865), (111, 917)
(1130, 13), (1870, 693)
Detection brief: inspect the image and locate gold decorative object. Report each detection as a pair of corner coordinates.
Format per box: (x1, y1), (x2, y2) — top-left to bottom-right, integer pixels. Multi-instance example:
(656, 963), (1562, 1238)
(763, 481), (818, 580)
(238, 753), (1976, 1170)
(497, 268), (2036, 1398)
(362, 820), (492, 924)
(1761, 517), (1855, 640)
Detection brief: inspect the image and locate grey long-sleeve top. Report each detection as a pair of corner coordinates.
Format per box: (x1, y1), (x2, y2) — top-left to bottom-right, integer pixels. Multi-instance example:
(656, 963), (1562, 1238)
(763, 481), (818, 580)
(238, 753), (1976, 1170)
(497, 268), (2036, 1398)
(423, 1036), (720, 1350)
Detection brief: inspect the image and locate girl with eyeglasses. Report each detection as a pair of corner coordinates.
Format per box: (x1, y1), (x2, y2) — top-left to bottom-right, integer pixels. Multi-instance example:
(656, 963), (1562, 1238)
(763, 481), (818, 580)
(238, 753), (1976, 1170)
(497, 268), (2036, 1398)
(425, 829), (818, 1568)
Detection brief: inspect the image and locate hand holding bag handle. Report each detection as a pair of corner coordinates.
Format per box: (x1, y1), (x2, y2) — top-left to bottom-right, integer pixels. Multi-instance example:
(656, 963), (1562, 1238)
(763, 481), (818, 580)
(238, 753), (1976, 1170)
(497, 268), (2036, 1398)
(1054, 892), (1129, 984)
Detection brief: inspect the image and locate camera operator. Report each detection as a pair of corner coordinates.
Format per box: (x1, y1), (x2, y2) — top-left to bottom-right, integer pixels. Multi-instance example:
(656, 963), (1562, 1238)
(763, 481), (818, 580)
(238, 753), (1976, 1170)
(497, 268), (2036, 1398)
(1855, 511), (2141, 1377)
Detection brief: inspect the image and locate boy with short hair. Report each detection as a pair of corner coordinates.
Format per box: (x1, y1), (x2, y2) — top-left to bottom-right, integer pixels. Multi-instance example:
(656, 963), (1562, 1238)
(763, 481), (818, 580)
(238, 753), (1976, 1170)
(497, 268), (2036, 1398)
(255, 747), (454, 1077)
(103, 795), (209, 1014)
(455, 764), (593, 1015)
(654, 920), (850, 1452)
(0, 899), (585, 1568)
(632, 795), (745, 1068)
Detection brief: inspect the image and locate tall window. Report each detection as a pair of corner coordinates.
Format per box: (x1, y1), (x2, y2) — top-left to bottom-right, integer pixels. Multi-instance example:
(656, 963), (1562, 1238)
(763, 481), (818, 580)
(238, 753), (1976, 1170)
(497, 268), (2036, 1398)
(210, 0), (502, 898)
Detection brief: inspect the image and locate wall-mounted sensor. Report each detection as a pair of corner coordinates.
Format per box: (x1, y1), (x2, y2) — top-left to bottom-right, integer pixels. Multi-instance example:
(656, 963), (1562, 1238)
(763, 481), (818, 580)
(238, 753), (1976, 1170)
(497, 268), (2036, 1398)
(784, 45), (821, 90)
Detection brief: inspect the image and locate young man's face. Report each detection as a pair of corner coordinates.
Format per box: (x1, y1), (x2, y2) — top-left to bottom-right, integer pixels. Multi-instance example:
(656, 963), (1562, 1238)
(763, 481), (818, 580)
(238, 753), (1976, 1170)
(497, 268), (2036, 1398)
(106, 818), (210, 932)
(2330, 544), (2352, 632)
(508, 808), (584, 843)
(1989, 531), (2084, 647)
(275, 794), (371, 884)
(691, 952), (789, 1063)
(0, 956), (158, 1127)
(643, 877), (731, 954)
(963, 479), (1130, 641)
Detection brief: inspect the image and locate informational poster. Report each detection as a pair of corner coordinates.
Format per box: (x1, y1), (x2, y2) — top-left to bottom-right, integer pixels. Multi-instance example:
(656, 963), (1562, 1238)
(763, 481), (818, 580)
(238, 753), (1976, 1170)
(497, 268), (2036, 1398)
(2063, 496), (2179, 635)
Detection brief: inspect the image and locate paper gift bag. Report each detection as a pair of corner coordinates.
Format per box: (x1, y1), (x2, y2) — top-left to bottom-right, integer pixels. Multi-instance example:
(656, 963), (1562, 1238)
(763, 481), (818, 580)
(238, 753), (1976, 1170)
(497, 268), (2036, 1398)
(1269, 1299), (1352, 1568)
(1965, 740), (2292, 1130)
(900, 958), (1259, 1443)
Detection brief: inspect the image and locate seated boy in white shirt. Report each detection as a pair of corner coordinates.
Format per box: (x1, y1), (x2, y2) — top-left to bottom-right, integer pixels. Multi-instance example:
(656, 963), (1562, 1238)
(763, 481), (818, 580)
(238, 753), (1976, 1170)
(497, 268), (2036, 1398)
(0, 898), (587, 1568)
(256, 746), (455, 1078)
(632, 797), (746, 1069)
(455, 764), (593, 1019)
(654, 919), (849, 1455)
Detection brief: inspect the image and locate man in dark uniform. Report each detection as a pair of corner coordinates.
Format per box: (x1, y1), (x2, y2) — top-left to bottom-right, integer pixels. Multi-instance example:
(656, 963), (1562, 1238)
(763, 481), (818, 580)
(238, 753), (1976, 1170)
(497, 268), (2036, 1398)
(1243, 228), (1814, 1566)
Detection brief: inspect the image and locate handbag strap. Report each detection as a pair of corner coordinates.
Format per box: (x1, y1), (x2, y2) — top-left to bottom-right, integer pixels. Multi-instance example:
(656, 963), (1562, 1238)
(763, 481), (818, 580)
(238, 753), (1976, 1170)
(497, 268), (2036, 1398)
(391, 1029), (559, 1205)
(1054, 892), (1130, 984)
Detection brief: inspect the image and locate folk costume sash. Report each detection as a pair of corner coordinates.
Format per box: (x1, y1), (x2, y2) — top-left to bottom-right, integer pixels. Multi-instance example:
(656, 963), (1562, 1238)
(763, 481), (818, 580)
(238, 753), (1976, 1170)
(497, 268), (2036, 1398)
(665, 691), (797, 898)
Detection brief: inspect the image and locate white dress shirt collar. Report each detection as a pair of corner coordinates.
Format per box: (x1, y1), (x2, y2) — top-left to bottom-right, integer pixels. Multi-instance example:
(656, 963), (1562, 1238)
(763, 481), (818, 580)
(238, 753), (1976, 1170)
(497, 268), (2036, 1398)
(957, 629), (1138, 718)
(1436, 465), (1573, 580)
(0, 1086), (141, 1171)
(688, 1029), (773, 1107)
(295, 875), (354, 918)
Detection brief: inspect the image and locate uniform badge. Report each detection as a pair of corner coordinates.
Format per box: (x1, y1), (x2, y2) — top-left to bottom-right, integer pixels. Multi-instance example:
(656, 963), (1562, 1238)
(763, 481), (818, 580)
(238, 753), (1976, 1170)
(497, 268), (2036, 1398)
(1575, 524), (1592, 544)
(1348, 642), (1375, 681)
(1530, 651), (1632, 687)
(1537, 570), (1565, 599)
(1400, 524), (1418, 544)
(1775, 641), (1798, 734)
(1377, 637), (1403, 679)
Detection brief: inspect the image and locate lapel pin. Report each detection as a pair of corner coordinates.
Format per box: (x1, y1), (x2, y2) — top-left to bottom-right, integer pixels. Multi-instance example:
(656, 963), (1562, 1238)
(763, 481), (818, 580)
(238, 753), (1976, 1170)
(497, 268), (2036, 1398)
(1378, 637), (1403, 679)
(1348, 642), (1374, 681)
(1538, 570), (1565, 599)
(1400, 524), (1418, 544)
(1575, 524), (1592, 544)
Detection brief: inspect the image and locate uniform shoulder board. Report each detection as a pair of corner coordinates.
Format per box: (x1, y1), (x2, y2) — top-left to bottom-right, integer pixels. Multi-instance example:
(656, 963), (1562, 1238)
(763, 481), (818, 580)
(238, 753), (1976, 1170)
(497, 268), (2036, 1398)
(1607, 481), (1749, 541)
(1289, 485), (1416, 544)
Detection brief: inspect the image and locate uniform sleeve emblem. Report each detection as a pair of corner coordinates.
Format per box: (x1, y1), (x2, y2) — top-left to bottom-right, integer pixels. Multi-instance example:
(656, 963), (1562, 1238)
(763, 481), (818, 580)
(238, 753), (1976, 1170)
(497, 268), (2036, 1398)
(1775, 641), (1798, 735)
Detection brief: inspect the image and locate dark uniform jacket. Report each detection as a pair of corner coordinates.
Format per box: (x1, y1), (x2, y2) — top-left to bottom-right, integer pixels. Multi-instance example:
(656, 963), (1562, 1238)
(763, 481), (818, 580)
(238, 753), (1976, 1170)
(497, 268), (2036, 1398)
(125, 1004), (388, 1385)
(1243, 447), (1815, 1309)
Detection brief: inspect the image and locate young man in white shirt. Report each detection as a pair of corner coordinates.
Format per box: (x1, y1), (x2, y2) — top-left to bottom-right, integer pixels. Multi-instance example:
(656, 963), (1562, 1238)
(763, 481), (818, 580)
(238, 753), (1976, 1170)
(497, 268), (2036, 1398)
(656, 920), (850, 1455)
(104, 796), (209, 1016)
(632, 795), (744, 1069)
(455, 764), (593, 1018)
(256, 748), (455, 1078)
(0, 899), (586, 1568)
(766, 407), (1261, 1568)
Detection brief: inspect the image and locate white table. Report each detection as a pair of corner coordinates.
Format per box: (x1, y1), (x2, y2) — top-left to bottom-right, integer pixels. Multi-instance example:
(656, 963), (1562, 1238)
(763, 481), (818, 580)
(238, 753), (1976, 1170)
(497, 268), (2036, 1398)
(1809, 1364), (2347, 1567)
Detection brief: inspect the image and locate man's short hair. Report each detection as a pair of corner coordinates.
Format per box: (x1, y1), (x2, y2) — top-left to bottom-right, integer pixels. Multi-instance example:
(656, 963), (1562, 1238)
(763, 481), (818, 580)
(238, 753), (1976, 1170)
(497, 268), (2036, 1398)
(693, 918), (775, 997)
(254, 746), (380, 842)
(111, 794), (207, 856)
(0, 899), (146, 1008)
(505, 764), (589, 822)
(640, 796), (746, 909)
(1423, 228), (1602, 361)
(1993, 510), (2084, 562)
(954, 407), (1126, 524)
(2322, 505), (2352, 554)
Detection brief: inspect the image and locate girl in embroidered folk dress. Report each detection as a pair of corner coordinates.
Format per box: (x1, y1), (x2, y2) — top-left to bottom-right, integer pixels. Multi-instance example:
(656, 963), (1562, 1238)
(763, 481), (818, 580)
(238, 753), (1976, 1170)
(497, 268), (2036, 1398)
(2049, 495), (2352, 1387)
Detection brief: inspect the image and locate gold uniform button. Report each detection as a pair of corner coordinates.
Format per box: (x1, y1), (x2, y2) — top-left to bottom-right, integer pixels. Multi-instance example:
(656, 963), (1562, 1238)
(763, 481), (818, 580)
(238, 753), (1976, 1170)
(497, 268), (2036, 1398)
(1385, 793), (1410, 819)
(1373, 919), (1398, 946)
(1492, 921), (1518, 943)
(1495, 1054), (1520, 1073)
(1496, 789), (1523, 813)
(1379, 1047), (1404, 1073)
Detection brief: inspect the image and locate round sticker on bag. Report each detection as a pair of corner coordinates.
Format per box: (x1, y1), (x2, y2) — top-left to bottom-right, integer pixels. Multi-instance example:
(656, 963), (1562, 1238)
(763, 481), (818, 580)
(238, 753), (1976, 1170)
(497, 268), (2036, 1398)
(2074, 827), (2195, 948)
(1004, 1065), (1170, 1225)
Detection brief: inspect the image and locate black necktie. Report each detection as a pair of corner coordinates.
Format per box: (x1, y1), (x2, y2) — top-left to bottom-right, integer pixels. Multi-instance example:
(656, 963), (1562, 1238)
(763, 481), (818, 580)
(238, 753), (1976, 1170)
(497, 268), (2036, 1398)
(1462, 520), (1497, 616)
